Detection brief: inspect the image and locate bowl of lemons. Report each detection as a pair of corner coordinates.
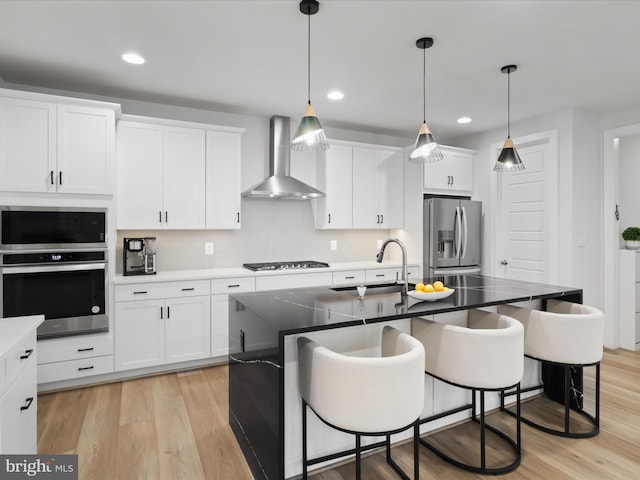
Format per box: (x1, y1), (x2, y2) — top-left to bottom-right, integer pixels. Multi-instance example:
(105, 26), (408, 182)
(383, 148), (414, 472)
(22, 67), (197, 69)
(408, 281), (455, 302)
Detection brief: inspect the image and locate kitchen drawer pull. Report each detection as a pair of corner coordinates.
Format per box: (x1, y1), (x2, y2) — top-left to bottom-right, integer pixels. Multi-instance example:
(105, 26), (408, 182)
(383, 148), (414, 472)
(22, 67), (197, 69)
(20, 397), (34, 411)
(181, 287), (195, 291)
(165, 211), (168, 223)
(77, 366), (94, 371)
(167, 306), (170, 318)
(59, 171), (63, 185)
(133, 291), (148, 295)
(50, 170), (54, 185)
(20, 349), (34, 360)
(375, 274), (385, 277)
(328, 213), (331, 224)
(77, 347), (94, 352)
(160, 307), (163, 319)
(228, 284), (240, 288)
(159, 211), (162, 222)
(345, 276), (355, 279)
(237, 212), (240, 223)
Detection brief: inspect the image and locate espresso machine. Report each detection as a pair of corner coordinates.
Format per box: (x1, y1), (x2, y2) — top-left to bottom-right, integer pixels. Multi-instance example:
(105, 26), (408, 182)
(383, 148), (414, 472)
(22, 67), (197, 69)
(123, 237), (157, 275)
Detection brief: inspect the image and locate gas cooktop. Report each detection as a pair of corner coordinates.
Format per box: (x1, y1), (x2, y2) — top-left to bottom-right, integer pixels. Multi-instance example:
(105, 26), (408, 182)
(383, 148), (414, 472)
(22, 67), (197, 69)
(242, 260), (330, 271)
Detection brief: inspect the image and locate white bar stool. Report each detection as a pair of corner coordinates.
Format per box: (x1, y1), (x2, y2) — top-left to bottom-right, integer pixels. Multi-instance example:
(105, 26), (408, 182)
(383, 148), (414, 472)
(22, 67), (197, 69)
(411, 310), (524, 475)
(498, 300), (604, 438)
(297, 325), (425, 480)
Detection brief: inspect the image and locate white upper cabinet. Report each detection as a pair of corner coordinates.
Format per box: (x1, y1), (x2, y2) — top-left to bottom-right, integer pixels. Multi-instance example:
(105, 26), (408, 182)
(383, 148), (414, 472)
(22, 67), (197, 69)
(116, 118), (206, 229)
(352, 146), (404, 229)
(56, 104), (115, 194)
(117, 115), (243, 230)
(423, 145), (475, 195)
(314, 143), (353, 229)
(206, 129), (243, 229)
(0, 92), (118, 194)
(163, 126), (206, 229)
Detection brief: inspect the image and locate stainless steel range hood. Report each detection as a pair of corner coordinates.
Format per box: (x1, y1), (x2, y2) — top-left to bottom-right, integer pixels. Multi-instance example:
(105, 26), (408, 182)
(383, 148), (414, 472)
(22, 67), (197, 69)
(241, 115), (325, 199)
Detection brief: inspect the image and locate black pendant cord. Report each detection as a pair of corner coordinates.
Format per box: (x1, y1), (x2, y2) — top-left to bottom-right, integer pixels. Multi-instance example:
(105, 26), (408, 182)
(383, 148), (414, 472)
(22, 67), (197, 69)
(307, 12), (311, 105)
(507, 70), (511, 139)
(422, 45), (426, 124)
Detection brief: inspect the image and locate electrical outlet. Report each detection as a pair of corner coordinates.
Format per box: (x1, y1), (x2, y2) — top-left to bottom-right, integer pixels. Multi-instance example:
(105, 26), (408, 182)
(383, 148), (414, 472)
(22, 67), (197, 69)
(377, 239), (383, 249)
(205, 242), (214, 255)
(330, 240), (337, 251)
(577, 235), (586, 248)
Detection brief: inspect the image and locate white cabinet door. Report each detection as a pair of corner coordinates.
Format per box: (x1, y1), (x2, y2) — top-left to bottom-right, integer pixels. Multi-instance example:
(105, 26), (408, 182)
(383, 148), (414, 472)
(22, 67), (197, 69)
(352, 147), (380, 228)
(446, 148), (473, 193)
(56, 104), (115, 194)
(163, 126), (206, 229)
(211, 294), (230, 358)
(115, 299), (165, 371)
(164, 295), (211, 364)
(353, 147), (404, 229)
(0, 97), (56, 193)
(206, 130), (242, 229)
(315, 143), (353, 229)
(423, 154), (451, 191)
(0, 360), (37, 454)
(116, 121), (164, 229)
(377, 149), (404, 228)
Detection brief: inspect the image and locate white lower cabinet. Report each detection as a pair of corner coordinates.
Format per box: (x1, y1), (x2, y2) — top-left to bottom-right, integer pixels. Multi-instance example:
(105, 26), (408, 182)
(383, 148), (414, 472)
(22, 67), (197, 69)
(37, 333), (114, 384)
(115, 281), (211, 371)
(0, 317), (41, 455)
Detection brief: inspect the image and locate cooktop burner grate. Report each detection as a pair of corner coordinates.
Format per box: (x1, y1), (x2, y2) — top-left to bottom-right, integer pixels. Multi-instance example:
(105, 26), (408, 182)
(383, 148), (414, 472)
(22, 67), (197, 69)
(243, 260), (330, 271)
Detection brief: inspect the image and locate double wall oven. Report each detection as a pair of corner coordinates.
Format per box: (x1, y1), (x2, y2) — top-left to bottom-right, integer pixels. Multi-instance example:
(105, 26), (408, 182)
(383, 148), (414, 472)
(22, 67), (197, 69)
(0, 207), (108, 339)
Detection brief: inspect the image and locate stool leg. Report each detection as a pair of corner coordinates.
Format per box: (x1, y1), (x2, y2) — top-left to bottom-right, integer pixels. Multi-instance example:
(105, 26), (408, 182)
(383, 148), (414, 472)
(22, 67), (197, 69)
(564, 365), (571, 434)
(302, 400), (308, 480)
(517, 382), (521, 454)
(595, 363), (601, 429)
(480, 390), (486, 470)
(355, 433), (361, 480)
(414, 420), (420, 480)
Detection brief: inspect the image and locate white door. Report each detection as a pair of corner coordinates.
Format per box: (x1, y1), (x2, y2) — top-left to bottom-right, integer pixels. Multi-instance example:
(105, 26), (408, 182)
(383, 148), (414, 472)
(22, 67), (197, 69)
(495, 131), (558, 283)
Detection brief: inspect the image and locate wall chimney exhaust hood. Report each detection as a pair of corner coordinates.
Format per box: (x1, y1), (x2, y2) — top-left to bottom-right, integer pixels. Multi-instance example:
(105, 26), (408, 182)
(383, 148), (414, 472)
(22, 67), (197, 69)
(241, 115), (326, 199)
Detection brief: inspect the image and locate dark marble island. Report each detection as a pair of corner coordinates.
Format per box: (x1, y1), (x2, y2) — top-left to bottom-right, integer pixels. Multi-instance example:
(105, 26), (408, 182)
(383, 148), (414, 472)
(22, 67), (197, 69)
(228, 274), (582, 480)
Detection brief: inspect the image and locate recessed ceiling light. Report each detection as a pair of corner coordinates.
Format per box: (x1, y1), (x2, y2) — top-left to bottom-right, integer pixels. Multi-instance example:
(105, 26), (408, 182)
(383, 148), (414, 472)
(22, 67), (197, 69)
(327, 90), (344, 100)
(457, 116), (472, 124)
(122, 52), (145, 65)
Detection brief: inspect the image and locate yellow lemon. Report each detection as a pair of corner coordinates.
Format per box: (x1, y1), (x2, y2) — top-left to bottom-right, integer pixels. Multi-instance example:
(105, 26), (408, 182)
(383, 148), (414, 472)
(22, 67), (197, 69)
(415, 283), (425, 292)
(433, 281), (445, 292)
(443, 286), (449, 291)
(423, 284), (435, 293)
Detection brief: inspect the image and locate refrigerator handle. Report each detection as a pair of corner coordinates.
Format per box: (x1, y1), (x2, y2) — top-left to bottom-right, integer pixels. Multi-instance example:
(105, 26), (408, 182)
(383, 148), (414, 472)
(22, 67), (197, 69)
(461, 206), (468, 259)
(455, 206), (462, 259)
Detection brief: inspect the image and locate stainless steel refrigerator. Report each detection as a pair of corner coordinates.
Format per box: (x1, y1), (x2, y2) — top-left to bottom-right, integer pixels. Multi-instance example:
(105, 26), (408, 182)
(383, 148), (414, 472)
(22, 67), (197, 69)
(423, 197), (482, 276)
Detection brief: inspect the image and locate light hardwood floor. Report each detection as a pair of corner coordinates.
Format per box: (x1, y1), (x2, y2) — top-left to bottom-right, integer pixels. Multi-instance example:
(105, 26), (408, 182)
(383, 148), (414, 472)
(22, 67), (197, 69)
(38, 349), (640, 480)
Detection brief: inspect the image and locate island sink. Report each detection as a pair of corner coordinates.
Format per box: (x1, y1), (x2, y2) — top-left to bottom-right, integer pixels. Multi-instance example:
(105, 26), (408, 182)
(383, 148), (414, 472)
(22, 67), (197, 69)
(331, 282), (414, 296)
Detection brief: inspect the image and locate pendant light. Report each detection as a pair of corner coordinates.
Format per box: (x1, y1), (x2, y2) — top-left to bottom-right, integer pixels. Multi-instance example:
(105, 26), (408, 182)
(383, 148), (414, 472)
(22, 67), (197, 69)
(409, 37), (444, 163)
(494, 65), (524, 171)
(291, 0), (329, 152)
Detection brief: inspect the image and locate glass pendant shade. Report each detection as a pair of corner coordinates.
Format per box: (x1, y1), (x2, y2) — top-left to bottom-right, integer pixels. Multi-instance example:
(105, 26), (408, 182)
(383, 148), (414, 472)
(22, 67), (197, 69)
(494, 137), (524, 171)
(409, 121), (444, 163)
(291, 102), (329, 151)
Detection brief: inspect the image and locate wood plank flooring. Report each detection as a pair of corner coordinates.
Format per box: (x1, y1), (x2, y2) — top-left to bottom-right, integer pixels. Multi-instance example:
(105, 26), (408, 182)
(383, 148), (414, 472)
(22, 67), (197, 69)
(38, 348), (640, 480)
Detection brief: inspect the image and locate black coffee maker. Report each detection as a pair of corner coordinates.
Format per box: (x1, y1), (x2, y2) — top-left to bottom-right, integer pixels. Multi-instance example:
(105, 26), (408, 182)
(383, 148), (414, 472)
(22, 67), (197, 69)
(123, 237), (157, 275)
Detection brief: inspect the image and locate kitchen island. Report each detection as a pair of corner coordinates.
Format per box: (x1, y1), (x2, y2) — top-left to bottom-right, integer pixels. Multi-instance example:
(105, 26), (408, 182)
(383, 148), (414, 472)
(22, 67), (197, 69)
(228, 274), (582, 480)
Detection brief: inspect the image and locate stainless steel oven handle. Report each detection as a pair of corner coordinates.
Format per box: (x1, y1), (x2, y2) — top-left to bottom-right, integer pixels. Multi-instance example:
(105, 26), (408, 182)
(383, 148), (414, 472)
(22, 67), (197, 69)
(0, 263), (107, 274)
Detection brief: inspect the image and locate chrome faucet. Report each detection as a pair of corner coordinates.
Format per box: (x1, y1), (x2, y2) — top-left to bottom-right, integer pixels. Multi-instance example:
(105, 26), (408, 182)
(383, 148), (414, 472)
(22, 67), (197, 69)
(376, 238), (408, 297)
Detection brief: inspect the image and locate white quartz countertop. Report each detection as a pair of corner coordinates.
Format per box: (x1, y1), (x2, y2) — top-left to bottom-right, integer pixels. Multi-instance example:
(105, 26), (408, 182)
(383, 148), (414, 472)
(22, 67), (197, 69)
(0, 315), (45, 358)
(113, 261), (419, 285)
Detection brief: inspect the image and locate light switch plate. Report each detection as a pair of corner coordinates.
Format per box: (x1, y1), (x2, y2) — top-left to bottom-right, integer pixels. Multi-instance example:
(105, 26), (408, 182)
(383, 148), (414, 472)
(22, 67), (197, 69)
(205, 242), (214, 255)
(330, 240), (337, 251)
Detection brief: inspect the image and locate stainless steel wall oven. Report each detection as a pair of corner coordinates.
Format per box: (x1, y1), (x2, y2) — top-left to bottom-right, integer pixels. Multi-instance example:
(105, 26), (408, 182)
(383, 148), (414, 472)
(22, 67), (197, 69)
(0, 207), (108, 339)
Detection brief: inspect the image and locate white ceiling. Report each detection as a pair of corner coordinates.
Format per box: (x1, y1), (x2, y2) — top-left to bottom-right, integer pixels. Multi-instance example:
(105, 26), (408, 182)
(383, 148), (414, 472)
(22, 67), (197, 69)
(0, 0), (639, 142)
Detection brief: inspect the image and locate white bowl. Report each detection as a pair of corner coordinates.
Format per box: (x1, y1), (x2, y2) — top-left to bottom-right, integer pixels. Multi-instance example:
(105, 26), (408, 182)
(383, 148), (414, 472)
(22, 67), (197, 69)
(407, 289), (455, 302)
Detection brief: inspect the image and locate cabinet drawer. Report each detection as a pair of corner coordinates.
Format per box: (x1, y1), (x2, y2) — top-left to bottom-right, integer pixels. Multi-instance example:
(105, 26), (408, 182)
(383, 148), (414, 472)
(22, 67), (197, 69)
(365, 268), (401, 283)
(0, 359), (37, 454)
(37, 355), (114, 384)
(211, 277), (255, 294)
(37, 334), (113, 365)
(332, 270), (365, 286)
(5, 331), (36, 388)
(115, 280), (210, 301)
(255, 272), (333, 291)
